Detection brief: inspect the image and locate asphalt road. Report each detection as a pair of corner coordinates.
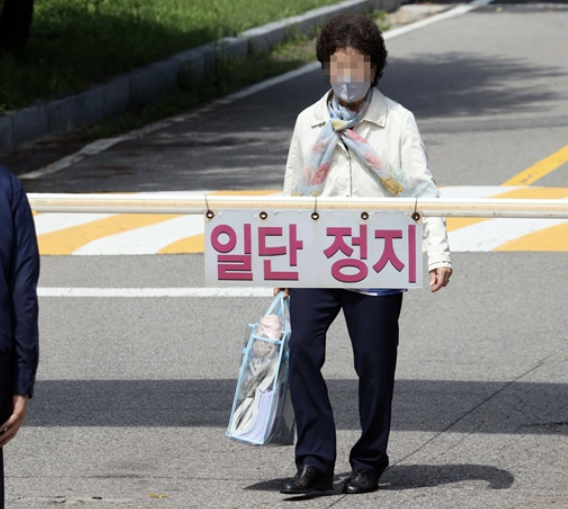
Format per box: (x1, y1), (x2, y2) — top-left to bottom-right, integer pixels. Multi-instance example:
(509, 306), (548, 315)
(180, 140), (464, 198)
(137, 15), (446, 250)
(4, 3), (568, 508)
(13, 5), (568, 192)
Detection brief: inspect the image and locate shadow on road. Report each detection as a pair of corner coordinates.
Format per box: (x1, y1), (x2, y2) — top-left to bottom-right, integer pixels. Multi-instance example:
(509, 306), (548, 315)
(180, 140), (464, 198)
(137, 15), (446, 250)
(17, 50), (567, 193)
(380, 463), (515, 490)
(26, 378), (568, 435)
(244, 463), (515, 493)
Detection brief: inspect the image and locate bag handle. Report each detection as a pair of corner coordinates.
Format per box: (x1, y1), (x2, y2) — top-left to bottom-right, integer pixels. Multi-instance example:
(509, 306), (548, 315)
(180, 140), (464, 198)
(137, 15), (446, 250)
(265, 290), (289, 317)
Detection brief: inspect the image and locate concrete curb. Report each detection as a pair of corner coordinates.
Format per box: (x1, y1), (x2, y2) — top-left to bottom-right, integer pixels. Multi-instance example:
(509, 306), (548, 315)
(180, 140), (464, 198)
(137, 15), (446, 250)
(0, 0), (399, 154)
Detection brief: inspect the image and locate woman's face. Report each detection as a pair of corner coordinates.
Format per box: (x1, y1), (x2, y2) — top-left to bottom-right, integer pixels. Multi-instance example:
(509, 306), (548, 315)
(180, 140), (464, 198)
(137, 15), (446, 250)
(327, 46), (374, 84)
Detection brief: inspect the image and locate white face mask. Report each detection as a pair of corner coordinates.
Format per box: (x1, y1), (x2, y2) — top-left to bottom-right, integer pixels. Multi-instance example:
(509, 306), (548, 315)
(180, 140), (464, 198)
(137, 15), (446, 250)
(331, 82), (371, 103)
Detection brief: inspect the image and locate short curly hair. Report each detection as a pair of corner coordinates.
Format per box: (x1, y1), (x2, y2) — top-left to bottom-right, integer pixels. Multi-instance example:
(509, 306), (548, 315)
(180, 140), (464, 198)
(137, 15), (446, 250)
(316, 12), (388, 86)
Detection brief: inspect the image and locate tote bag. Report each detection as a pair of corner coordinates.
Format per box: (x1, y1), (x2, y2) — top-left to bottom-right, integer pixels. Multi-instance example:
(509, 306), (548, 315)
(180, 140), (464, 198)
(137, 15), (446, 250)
(226, 292), (295, 445)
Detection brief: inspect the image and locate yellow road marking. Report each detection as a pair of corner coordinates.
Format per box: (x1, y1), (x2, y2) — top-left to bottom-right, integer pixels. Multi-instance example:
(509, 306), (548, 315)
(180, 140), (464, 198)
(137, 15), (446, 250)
(502, 143), (568, 186)
(158, 234), (205, 254)
(33, 171), (568, 253)
(448, 143), (568, 232)
(446, 217), (485, 232)
(496, 222), (568, 252)
(493, 187), (568, 199)
(38, 214), (181, 255)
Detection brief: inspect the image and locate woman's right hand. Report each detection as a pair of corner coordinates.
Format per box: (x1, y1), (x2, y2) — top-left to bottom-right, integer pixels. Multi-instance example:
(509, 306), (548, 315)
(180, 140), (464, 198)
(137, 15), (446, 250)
(273, 288), (290, 298)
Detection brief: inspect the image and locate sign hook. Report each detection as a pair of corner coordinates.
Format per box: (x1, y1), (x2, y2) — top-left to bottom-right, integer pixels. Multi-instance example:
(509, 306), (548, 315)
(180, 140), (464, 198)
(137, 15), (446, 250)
(311, 196), (320, 220)
(204, 194), (215, 219)
(411, 197), (421, 222)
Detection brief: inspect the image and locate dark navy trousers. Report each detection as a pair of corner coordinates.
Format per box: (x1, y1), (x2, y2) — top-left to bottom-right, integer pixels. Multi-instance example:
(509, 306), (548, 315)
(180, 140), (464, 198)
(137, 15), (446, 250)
(288, 288), (402, 477)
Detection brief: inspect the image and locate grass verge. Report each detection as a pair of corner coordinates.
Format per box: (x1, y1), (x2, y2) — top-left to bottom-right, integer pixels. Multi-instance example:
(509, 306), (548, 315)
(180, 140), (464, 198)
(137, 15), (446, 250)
(77, 50), (309, 141)
(0, 0), (357, 113)
(74, 12), (388, 142)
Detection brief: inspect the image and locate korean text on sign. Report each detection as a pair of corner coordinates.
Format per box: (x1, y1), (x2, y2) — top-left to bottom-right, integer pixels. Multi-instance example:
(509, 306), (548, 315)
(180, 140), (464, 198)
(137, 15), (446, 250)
(205, 210), (422, 289)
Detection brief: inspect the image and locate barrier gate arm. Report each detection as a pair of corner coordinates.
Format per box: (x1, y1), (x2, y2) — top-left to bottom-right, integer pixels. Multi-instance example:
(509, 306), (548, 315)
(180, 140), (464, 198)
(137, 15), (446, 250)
(27, 194), (568, 219)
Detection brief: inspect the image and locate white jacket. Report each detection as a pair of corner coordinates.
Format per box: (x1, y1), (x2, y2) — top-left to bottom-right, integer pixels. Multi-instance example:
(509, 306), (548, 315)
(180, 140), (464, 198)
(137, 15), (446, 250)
(283, 88), (452, 271)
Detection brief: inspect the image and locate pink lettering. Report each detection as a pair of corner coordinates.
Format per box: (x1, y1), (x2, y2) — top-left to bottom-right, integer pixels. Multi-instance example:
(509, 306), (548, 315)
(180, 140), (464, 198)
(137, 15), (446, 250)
(373, 230), (404, 273)
(217, 255), (253, 280)
(331, 259), (368, 283)
(211, 225), (237, 253)
(289, 224), (303, 266)
(352, 224), (368, 259)
(258, 227), (286, 256)
(408, 225), (416, 283)
(244, 223), (252, 254)
(324, 227), (354, 258)
(263, 260), (299, 281)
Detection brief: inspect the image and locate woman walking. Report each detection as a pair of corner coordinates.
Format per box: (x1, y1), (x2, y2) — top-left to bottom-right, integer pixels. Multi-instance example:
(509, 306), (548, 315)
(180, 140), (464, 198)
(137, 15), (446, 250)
(278, 13), (452, 496)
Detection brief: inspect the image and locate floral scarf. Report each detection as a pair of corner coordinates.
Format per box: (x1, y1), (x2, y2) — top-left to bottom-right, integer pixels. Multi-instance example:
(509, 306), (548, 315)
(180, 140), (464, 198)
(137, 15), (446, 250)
(293, 88), (417, 197)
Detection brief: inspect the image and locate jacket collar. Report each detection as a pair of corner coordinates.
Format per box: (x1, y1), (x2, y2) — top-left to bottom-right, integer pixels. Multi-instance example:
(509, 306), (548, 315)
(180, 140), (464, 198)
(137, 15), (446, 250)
(309, 87), (388, 128)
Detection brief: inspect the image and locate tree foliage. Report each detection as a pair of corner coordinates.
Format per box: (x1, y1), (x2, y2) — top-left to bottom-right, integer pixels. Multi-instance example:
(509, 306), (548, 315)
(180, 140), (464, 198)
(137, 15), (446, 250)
(0, 0), (35, 52)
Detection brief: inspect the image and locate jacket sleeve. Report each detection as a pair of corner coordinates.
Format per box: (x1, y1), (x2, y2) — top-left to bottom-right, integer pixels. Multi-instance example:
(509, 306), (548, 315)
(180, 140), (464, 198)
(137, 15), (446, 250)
(283, 117), (305, 197)
(400, 111), (452, 271)
(10, 177), (40, 397)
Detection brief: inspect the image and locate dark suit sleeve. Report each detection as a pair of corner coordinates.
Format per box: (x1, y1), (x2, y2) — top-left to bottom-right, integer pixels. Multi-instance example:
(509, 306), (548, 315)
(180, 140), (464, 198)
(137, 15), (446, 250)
(10, 178), (40, 397)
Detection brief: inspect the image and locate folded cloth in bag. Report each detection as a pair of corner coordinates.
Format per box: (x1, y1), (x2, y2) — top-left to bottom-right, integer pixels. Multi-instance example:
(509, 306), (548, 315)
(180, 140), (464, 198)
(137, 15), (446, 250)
(226, 291), (295, 446)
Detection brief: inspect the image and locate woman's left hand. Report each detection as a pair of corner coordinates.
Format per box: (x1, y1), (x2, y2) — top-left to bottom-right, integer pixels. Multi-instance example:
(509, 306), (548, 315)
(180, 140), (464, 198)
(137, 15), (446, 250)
(429, 267), (453, 293)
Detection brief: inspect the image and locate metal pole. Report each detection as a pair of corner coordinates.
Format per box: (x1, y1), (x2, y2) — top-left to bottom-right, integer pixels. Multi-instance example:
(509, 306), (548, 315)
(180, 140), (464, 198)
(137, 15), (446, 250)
(27, 194), (568, 219)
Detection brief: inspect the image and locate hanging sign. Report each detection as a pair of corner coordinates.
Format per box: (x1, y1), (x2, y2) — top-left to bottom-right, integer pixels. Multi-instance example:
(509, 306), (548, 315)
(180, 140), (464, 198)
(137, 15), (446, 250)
(205, 210), (422, 288)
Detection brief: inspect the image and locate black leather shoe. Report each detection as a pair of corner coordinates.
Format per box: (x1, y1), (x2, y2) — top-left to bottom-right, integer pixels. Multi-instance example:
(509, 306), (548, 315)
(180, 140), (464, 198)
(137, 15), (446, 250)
(342, 469), (379, 494)
(280, 465), (334, 494)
